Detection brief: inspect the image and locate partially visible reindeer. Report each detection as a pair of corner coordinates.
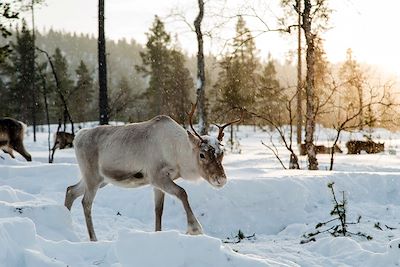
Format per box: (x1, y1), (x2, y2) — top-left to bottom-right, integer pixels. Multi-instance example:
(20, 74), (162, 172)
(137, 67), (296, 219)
(0, 118), (32, 161)
(300, 144), (342, 156)
(346, 140), (384, 154)
(316, 144), (343, 154)
(49, 129), (75, 163)
(53, 131), (74, 150)
(65, 104), (241, 241)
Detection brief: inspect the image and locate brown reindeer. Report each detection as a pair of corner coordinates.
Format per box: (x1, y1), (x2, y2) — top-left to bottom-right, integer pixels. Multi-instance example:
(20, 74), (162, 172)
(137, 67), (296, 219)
(0, 118), (32, 161)
(346, 140), (384, 154)
(53, 132), (74, 150)
(65, 104), (241, 241)
(300, 144), (343, 156)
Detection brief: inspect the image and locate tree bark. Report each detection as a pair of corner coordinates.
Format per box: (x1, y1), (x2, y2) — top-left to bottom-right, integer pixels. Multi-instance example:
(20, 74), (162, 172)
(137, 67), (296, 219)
(98, 0), (109, 125)
(194, 0), (207, 135)
(302, 0), (318, 170)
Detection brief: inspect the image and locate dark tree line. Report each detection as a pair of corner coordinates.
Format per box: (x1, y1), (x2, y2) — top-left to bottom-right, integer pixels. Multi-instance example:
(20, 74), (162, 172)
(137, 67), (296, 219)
(0, 16), (197, 133)
(0, 20), (96, 129)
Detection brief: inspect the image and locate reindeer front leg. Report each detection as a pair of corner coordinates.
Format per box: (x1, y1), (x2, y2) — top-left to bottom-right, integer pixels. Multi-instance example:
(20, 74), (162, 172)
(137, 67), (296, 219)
(153, 188), (165, 231)
(153, 168), (203, 235)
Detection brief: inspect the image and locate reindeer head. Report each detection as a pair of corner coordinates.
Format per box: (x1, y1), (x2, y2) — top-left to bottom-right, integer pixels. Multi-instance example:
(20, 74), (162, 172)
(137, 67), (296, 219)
(187, 103), (242, 188)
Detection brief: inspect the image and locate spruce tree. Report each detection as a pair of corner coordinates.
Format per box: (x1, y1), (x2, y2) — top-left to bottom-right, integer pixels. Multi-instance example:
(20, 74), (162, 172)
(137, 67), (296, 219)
(231, 16), (258, 109)
(0, 78), (10, 116)
(136, 15), (171, 117)
(313, 38), (334, 126)
(339, 48), (365, 128)
(109, 76), (133, 121)
(256, 56), (285, 124)
(165, 49), (193, 125)
(71, 60), (94, 122)
(214, 16), (259, 150)
(215, 16), (259, 114)
(50, 47), (74, 123)
(6, 20), (38, 124)
(0, 2), (19, 63)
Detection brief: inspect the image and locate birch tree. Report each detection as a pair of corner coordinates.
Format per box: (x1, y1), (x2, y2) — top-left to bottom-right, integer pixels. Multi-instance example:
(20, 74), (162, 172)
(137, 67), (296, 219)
(194, 0), (208, 134)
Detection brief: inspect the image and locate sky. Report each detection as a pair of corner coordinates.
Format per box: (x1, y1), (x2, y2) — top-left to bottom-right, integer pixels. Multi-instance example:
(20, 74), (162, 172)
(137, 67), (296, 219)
(22, 0), (400, 77)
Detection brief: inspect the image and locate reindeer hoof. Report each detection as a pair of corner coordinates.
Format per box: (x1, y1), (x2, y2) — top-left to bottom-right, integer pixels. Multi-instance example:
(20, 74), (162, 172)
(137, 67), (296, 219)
(187, 223), (203, 235)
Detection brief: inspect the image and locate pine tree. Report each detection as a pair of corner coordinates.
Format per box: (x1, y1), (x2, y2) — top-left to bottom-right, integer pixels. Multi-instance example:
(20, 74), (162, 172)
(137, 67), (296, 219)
(339, 48), (365, 128)
(0, 78), (10, 115)
(214, 16), (258, 150)
(313, 38), (333, 126)
(0, 2), (19, 63)
(216, 56), (242, 111)
(164, 49), (193, 125)
(6, 20), (38, 124)
(50, 47), (74, 123)
(71, 60), (94, 122)
(231, 15), (258, 109)
(136, 15), (171, 117)
(215, 16), (259, 114)
(109, 76), (133, 121)
(256, 56), (285, 124)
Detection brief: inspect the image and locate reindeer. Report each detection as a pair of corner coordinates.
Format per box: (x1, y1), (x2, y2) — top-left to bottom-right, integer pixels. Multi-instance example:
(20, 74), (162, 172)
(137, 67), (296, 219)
(316, 144), (343, 154)
(299, 143), (342, 156)
(346, 140), (384, 154)
(0, 118), (32, 161)
(53, 131), (74, 150)
(64, 105), (241, 241)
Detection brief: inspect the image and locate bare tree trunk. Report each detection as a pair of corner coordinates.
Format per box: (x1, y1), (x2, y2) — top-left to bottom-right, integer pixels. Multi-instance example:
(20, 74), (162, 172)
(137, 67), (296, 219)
(302, 0), (318, 170)
(31, 0), (37, 142)
(329, 128), (342, 171)
(358, 86), (363, 129)
(194, 0), (207, 135)
(296, 0), (302, 146)
(230, 124), (234, 152)
(98, 0), (109, 125)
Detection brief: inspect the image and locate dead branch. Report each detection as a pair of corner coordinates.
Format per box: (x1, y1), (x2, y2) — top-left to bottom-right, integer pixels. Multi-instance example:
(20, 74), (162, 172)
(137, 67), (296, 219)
(261, 139), (287, 169)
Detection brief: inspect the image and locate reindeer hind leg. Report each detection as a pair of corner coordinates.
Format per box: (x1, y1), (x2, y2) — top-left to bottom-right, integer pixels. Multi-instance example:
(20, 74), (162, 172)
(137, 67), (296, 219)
(153, 187), (165, 231)
(64, 180), (85, 210)
(12, 140), (31, 161)
(82, 185), (100, 241)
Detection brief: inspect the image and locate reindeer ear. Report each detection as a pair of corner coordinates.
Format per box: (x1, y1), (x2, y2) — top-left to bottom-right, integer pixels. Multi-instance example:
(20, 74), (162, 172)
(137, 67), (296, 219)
(187, 130), (201, 147)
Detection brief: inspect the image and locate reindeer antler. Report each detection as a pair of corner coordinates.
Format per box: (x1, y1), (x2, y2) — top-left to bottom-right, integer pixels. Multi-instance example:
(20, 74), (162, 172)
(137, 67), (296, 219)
(215, 109), (244, 141)
(188, 102), (204, 142)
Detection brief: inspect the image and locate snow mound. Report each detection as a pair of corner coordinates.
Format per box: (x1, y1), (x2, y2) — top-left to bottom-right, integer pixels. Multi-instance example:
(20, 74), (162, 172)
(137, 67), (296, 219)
(0, 217), (65, 267)
(0, 185), (77, 241)
(115, 230), (287, 267)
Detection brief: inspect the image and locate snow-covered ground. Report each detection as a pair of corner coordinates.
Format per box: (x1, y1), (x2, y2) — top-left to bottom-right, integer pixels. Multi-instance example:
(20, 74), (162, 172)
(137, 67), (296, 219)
(1, 124), (400, 266)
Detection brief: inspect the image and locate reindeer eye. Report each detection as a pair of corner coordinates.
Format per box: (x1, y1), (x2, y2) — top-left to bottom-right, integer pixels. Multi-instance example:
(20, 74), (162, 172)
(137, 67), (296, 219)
(200, 153), (205, 159)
